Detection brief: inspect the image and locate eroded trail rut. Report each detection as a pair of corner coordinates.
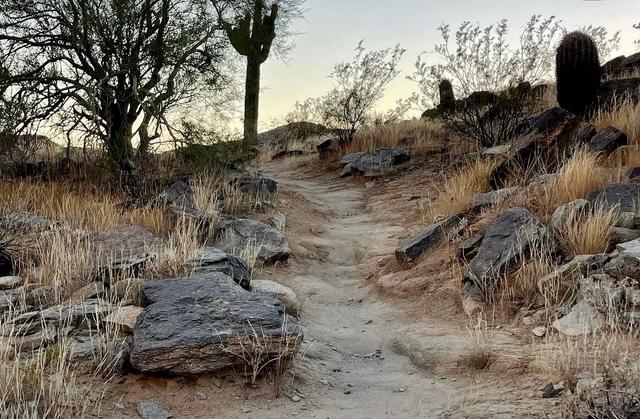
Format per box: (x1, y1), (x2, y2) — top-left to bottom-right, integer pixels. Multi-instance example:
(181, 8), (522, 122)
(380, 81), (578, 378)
(252, 159), (462, 418)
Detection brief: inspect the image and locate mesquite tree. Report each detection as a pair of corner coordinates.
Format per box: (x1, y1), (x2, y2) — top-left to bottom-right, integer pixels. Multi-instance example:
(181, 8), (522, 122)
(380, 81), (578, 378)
(214, 0), (304, 145)
(0, 0), (227, 173)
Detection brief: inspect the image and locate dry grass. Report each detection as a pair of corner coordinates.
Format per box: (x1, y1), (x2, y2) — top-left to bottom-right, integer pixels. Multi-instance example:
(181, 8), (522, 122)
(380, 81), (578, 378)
(556, 204), (618, 257)
(593, 98), (640, 146)
(526, 149), (618, 222)
(346, 119), (450, 156)
(421, 159), (496, 223)
(0, 181), (169, 235)
(459, 317), (495, 371)
(146, 215), (203, 278)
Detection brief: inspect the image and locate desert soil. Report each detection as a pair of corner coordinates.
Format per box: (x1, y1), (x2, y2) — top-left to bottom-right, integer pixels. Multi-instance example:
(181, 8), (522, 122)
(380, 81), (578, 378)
(102, 156), (560, 418)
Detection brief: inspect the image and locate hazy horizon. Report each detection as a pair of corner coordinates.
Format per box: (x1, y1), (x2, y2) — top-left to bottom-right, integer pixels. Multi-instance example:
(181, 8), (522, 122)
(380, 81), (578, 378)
(257, 0), (640, 130)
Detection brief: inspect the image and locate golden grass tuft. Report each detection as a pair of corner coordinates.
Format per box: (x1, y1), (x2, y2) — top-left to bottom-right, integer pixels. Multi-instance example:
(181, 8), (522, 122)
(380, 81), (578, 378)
(421, 159), (496, 223)
(555, 204), (618, 257)
(593, 98), (640, 146)
(346, 119), (451, 156)
(526, 149), (618, 222)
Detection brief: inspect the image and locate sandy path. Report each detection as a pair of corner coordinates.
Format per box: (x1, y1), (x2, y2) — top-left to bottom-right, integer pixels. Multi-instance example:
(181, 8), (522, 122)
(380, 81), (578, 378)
(251, 158), (465, 418)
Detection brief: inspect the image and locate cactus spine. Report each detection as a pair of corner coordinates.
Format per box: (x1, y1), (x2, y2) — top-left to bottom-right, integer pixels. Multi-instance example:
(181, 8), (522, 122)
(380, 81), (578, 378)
(555, 31), (601, 116)
(438, 79), (455, 114)
(223, 0), (279, 145)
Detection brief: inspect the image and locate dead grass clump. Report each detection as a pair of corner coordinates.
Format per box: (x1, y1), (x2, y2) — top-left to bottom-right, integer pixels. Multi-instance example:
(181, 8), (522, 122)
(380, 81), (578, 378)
(526, 149), (615, 222)
(0, 181), (169, 235)
(459, 318), (495, 371)
(146, 215), (202, 278)
(421, 159), (496, 223)
(556, 204), (618, 257)
(593, 98), (640, 146)
(347, 119), (450, 156)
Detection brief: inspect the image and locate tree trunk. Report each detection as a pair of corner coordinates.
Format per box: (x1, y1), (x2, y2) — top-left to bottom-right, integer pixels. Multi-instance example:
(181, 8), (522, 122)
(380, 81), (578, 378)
(106, 104), (136, 174)
(243, 54), (261, 145)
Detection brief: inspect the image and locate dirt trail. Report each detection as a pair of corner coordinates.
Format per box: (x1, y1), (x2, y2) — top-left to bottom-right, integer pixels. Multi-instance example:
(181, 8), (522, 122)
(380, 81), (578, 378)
(105, 156), (553, 418)
(248, 158), (467, 418)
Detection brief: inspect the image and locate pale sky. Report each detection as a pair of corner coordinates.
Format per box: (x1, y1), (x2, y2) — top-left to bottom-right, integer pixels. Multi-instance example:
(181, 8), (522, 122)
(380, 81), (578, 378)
(257, 0), (640, 128)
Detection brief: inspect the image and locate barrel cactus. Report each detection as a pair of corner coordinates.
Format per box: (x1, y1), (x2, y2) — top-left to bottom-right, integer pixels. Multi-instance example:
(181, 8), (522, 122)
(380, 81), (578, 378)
(556, 31), (601, 116)
(438, 79), (456, 114)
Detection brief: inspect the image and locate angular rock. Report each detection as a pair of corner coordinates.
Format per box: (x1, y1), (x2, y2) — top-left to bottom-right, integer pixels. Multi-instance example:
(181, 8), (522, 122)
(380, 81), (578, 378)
(469, 187), (518, 211)
(601, 55), (627, 77)
(587, 183), (640, 228)
(605, 238), (640, 280)
(93, 225), (164, 257)
(131, 274), (302, 375)
(465, 208), (549, 295)
(490, 108), (596, 188)
(0, 276), (22, 291)
(395, 215), (462, 264)
(548, 199), (590, 234)
(587, 126), (628, 155)
(539, 254), (610, 294)
(251, 280), (300, 316)
(553, 300), (604, 336)
(237, 178), (278, 195)
(610, 227), (640, 247)
(11, 299), (114, 335)
(186, 247), (251, 290)
(317, 138), (338, 157)
(104, 306), (143, 334)
(71, 282), (105, 301)
(0, 291), (20, 317)
(0, 250), (12, 277)
(156, 180), (194, 209)
(628, 166), (640, 182)
(481, 145), (510, 158)
(94, 253), (154, 286)
(215, 219), (291, 265)
(580, 274), (624, 314)
(340, 148), (410, 177)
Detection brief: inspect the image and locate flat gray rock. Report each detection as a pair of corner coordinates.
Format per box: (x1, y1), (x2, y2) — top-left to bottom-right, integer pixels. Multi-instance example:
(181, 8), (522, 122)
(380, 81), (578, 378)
(237, 178), (278, 195)
(548, 199), (590, 234)
(215, 219), (291, 265)
(0, 276), (22, 291)
(395, 215), (461, 264)
(465, 208), (549, 295)
(587, 183), (640, 215)
(587, 126), (628, 155)
(186, 247), (251, 290)
(469, 187), (518, 211)
(130, 274), (303, 375)
(553, 300), (604, 336)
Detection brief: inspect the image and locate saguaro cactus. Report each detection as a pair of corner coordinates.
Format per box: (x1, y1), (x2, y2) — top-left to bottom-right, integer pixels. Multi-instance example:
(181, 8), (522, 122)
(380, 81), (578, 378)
(223, 0), (278, 145)
(438, 79), (455, 114)
(556, 31), (601, 116)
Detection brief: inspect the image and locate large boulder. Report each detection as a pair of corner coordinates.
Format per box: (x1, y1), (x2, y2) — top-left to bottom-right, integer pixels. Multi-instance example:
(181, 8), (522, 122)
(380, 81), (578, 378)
(130, 274), (302, 375)
(395, 215), (462, 264)
(490, 107), (595, 188)
(186, 247), (251, 290)
(340, 147), (411, 177)
(464, 208), (549, 296)
(214, 219), (290, 265)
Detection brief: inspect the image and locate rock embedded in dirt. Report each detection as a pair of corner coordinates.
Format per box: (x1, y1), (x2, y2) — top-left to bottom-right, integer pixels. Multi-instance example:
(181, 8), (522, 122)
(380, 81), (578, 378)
(237, 178), (278, 195)
(548, 199), (590, 234)
(464, 208), (549, 296)
(214, 219), (291, 265)
(0, 276), (22, 291)
(587, 126), (628, 155)
(251, 280), (300, 316)
(137, 401), (172, 419)
(553, 300), (604, 336)
(532, 326), (546, 338)
(490, 107), (596, 188)
(339, 147), (411, 177)
(131, 274), (302, 375)
(186, 247), (251, 290)
(395, 215), (462, 264)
